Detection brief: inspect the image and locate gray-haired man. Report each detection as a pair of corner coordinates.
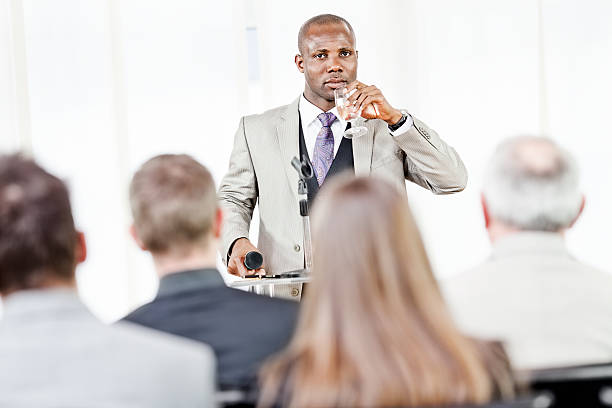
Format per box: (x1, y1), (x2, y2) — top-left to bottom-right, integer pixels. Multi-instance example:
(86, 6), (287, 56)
(443, 136), (612, 370)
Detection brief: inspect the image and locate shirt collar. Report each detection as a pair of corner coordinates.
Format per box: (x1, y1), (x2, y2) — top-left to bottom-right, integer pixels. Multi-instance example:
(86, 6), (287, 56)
(157, 268), (225, 298)
(299, 94), (345, 129)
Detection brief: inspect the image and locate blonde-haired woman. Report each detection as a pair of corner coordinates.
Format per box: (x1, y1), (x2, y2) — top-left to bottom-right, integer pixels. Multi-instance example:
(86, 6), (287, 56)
(258, 176), (515, 408)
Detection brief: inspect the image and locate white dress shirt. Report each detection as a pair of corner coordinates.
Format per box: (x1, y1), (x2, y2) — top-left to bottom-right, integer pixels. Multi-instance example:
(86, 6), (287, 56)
(298, 94), (414, 160)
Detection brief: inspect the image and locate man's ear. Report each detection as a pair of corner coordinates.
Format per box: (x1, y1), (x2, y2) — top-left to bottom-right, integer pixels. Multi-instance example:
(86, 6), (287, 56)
(295, 54), (305, 73)
(213, 207), (223, 239)
(129, 224), (147, 250)
(569, 195), (586, 228)
(481, 193), (491, 229)
(75, 231), (87, 264)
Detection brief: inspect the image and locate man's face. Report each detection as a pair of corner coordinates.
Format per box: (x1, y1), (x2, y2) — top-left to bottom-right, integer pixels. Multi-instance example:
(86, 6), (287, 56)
(295, 23), (358, 111)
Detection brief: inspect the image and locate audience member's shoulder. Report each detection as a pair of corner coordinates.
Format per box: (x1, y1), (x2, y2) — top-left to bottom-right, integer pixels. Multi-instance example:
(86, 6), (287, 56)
(571, 260), (612, 293)
(109, 322), (215, 406)
(112, 320), (215, 363)
(442, 262), (492, 296)
(573, 259), (612, 280)
(123, 302), (156, 324)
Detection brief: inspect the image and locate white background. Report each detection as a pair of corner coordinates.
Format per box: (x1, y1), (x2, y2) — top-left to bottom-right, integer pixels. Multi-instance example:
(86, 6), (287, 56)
(1, 0), (611, 322)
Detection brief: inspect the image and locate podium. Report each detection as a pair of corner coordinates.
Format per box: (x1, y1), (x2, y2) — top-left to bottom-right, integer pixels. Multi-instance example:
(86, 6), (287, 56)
(228, 269), (311, 297)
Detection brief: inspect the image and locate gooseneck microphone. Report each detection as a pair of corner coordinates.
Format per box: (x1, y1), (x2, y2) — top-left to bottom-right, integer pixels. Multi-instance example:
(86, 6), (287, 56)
(244, 251), (264, 270)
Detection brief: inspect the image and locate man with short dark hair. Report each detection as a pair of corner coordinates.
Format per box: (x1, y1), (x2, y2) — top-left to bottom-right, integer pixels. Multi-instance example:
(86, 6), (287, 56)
(444, 136), (612, 369)
(219, 14), (468, 299)
(0, 154), (215, 407)
(124, 154), (298, 392)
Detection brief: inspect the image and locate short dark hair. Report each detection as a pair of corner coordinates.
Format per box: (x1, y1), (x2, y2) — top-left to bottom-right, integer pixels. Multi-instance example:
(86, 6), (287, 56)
(298, 14), (355, 54)
(129, 154), (217, 254)
(0, 154), (77, 294)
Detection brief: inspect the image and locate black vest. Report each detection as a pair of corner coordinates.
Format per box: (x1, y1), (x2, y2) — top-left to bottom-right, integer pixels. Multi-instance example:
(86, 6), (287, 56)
(298, 115), (355, 203)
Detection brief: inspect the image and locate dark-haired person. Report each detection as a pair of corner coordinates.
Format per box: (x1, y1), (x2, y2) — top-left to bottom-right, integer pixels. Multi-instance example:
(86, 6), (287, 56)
(0, 154), (215, 407)
(219, 14), (467, 299)
(258, 176), (514, 408)
(123, 154), (298, 392)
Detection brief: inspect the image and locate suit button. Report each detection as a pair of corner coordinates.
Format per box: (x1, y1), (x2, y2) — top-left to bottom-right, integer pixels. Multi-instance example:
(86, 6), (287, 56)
(291, 288), (300, 297)
(294, 244), (301, 252)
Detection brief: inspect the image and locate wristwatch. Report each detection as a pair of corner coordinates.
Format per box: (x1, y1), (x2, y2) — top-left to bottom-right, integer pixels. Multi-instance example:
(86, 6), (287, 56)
(388, 111), (408, 132)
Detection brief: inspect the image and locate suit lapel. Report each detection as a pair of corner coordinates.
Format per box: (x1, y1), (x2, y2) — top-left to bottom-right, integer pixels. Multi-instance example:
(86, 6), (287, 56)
(277, 97), (301, 200)
(353, 120), (375, 177)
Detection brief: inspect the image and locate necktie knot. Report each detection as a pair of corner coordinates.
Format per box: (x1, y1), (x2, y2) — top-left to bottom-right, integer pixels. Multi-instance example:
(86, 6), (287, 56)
(317, 112), (336, 128)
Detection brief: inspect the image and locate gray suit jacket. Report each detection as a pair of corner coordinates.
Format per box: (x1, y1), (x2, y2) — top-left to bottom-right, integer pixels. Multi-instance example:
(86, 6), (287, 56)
(0, 289), (216, 408)
(219, 97), (467, 299)
(443, 232), (612, 370)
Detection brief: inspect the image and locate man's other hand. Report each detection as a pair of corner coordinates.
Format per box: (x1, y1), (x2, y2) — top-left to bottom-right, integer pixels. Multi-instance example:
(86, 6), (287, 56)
(227, 238), (266, 277)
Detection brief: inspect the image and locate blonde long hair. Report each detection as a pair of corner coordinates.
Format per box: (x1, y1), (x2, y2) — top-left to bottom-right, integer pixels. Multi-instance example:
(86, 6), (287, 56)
(259, 176), (514, 407)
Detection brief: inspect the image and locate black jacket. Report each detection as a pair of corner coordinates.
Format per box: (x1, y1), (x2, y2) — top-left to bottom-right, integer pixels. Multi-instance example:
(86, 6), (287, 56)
(123, 268), (299, 391)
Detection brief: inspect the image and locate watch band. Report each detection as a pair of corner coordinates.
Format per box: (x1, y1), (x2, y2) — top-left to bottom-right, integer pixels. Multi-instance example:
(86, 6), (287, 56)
(388, 113), (408, 132)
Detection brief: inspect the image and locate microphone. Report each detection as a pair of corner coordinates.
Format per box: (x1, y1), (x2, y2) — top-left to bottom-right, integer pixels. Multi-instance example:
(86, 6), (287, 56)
(291, 155), (314, 180)
(244, 251), (264, 270)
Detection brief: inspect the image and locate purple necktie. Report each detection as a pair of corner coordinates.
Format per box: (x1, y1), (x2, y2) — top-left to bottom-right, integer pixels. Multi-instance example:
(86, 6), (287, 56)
(312, 112), (336, 186)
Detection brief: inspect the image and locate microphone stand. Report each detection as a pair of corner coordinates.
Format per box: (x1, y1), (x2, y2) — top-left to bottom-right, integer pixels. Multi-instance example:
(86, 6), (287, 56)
(229, 156), (314, 296)
(291, 155), (314, 272)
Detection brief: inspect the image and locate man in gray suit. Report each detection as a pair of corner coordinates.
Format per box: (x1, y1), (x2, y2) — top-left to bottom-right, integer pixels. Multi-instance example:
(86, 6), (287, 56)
(444, 136), (612, 370)
(0, 154), (216, 407)
(219, 14), (468, 299)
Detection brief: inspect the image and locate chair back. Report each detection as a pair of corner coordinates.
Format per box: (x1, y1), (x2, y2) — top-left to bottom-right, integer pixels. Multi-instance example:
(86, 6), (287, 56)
(529, 362), (612, 408)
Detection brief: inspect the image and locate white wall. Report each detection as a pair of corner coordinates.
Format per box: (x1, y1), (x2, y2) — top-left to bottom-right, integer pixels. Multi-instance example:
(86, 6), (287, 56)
(540, 0), (612, 271)
(2, 0), (248, 321)
(0, 0), (24, 152)
(403, 0), (543, 277)
(1, 0), (610, 321)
